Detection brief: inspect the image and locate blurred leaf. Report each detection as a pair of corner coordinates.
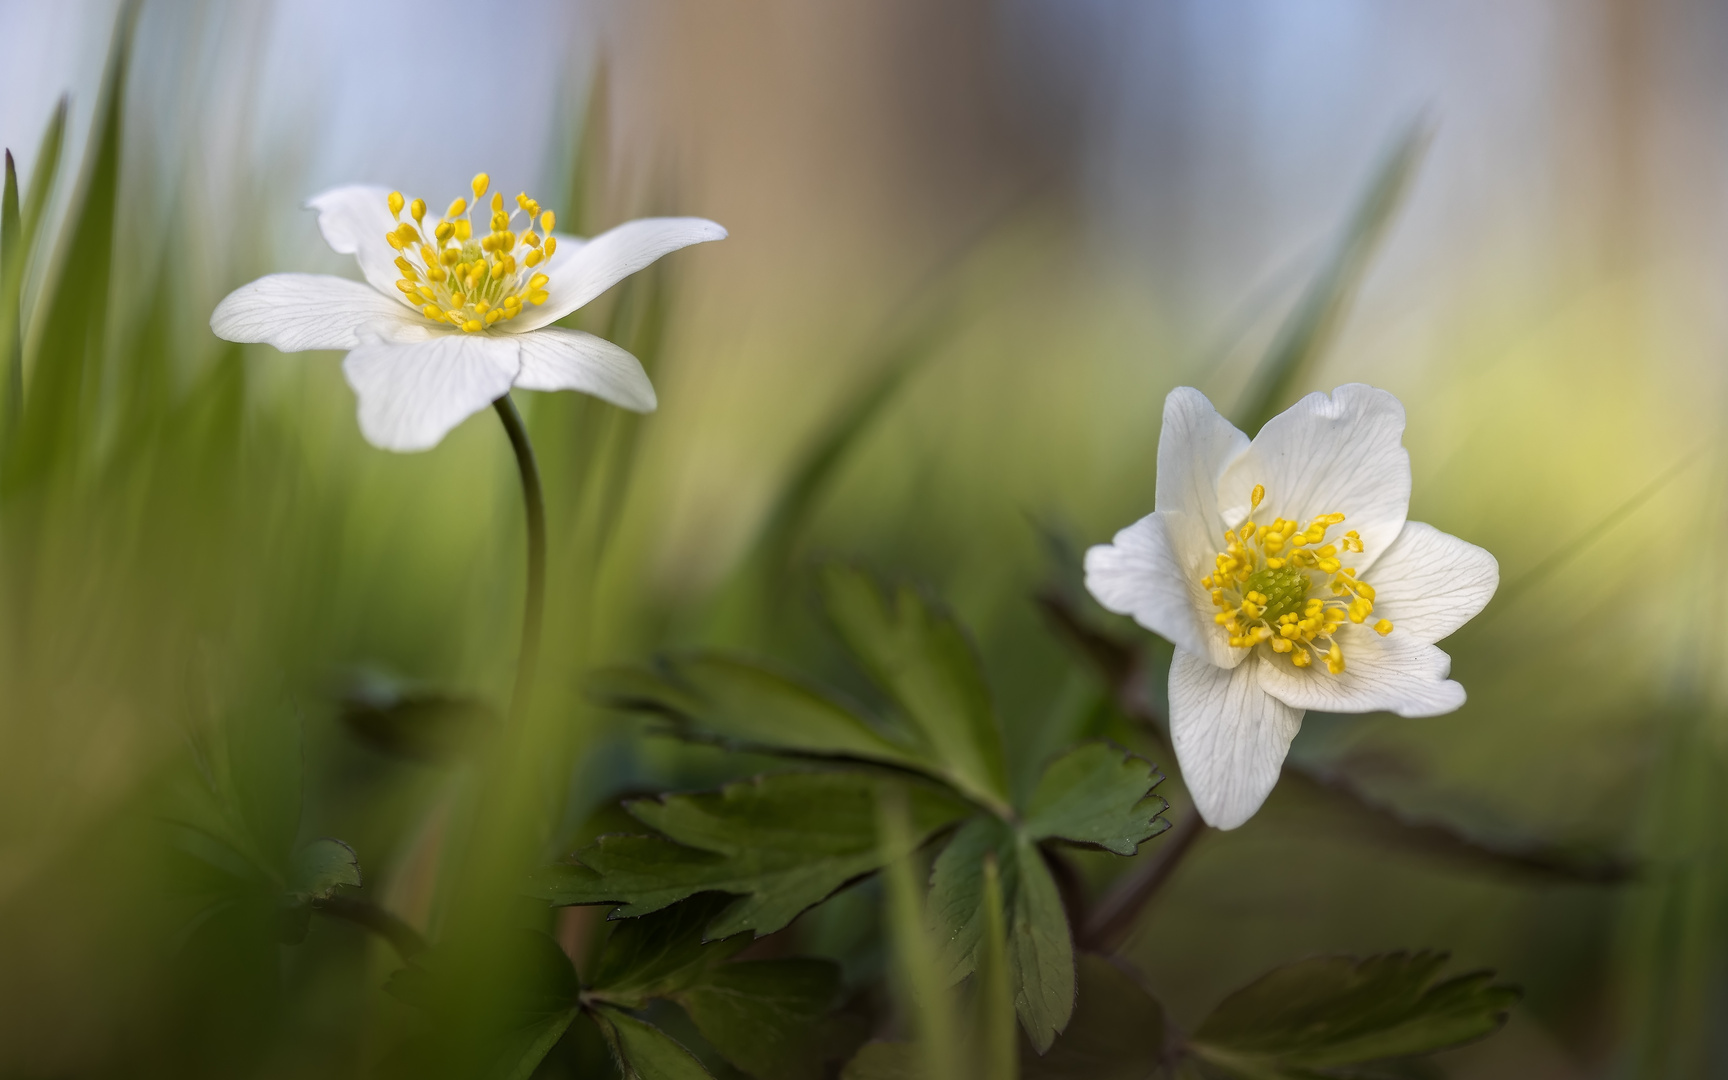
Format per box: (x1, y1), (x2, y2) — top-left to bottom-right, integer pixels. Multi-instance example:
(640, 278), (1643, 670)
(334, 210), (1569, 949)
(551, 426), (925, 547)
(1023, 742), (1169, 855)
(594, 1006), (715, 1080)
(592, 654), (927, 771)
(588, 895), (752, 1007)
(0, 99), (66, 452)
(878, 787), (965, 1080)
(287, 837), (361, 902)
(531, 770), (974, 938)
(841, 1042), (922, 1079)
(1021, 954), (1165, 1079)
(820, 564), (1011, 814)
(673, 959), (843, 1080)
(7, 2), (137, 491)
(1189, 952), (1519, 1078)
(339, 670), (494, 763)
(1234, 119), (1429, 434)
(924, 816), (1075, 1053)
(384, 931), (583, 1080)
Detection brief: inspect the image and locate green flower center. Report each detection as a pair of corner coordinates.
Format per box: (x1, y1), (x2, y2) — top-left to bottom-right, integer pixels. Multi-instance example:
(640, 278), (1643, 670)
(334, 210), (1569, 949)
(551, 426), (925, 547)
(1242, 563), (1310, 623)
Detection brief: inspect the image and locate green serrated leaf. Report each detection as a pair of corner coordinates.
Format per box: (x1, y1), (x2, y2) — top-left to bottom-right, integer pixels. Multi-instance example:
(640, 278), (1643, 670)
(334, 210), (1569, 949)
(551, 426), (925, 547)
(673, 959), (842, 1080)
(591, 654), (927, 771)
(924, 816), (1075, 1053)
(1190, 952), (1519, 1077)
(287, 837), (361, 902)
(531, 770), (973, 938)
(1021, 954), (1165, 1079)
(595, 1006), (715, 1080)
(1024, 742), (1169, 855)
(819, 564), (1010, 813)
(588, 895), (751, 1007)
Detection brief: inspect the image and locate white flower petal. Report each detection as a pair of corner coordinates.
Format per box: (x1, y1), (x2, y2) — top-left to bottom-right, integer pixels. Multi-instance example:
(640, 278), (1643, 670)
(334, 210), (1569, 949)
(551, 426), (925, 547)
(1155, 386), (1251, 521)
(211, 273), (428, 351)
(1085, 511), (1241, 668)
(1169, 649), (1303, 830)
(513, 327), (657, 412)
(509, 217), (727, 332)
(1369, 521), (1499, 644)
(1218, 384), (1410, 574)
(307, 185), (417, 308)
(1254, 623), (1465, 717)
(341, 333), (521, 452)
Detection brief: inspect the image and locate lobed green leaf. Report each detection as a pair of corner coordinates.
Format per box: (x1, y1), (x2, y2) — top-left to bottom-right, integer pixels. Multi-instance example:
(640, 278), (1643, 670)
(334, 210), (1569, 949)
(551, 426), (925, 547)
(1190, 951), (1519, 1077)
(819, 564), (1011, 812)
(1023, 742), (1169, 855)
(594, 1006), (715, 1080)
(673, 959), (842, 1080)
(531, 770), (974, 938)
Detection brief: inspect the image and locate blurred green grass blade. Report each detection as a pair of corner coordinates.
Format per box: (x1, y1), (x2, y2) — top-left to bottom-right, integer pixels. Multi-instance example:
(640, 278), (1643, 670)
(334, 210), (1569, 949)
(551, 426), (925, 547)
(0, 99), (66, 453)
(974, 853), (1017, 1080)
(1, 151), (19, 446)
(5, 3), (137, 492)
(1234, 118), (1430, 434)
(878, 788), (964, 1080)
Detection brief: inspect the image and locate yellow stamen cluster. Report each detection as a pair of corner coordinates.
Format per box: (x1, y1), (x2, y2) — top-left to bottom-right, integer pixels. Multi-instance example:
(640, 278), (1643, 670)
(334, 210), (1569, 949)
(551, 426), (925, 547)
(1202, 484), (1393, 675)
(384, 172), (560, 333)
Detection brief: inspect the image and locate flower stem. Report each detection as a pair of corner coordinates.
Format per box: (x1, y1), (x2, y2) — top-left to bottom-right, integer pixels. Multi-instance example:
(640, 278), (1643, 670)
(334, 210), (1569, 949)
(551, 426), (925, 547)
(493, 393), (545, 723)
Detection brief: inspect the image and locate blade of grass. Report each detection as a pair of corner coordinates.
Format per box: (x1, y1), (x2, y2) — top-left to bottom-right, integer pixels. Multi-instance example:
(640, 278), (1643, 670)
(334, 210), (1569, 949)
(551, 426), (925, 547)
(0, 99), (68, 456)
(5, 3), (138, 494)
(879, 788), (964, 1080)
(974, 852), (1017, 1080)
(1233, 118), (1430, 434)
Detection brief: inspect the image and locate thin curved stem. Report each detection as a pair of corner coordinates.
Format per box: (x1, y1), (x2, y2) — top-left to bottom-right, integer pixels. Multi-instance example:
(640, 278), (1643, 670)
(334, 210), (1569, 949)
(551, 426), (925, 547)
(494, 393), (546, 723)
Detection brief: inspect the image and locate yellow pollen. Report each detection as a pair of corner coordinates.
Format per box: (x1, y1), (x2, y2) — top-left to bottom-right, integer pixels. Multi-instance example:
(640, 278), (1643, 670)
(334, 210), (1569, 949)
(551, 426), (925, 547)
(1201, 485), (1391, 677)
(383, 178), (560, 333)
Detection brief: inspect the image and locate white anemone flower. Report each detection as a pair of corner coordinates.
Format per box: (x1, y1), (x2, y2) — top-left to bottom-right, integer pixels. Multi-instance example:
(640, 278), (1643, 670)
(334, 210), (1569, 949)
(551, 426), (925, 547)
(211, 174), (726, 452)
(1085, 385), (1497, 830)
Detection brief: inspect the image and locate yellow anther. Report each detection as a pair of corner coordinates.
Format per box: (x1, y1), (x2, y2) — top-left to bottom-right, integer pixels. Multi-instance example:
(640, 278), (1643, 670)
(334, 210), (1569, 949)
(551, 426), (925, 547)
(471, 173), (489, 198)
(540, 210), (555, 233)
(440, 248), (460, 266)
(1292, 648), (1312, 668)
(523, 231), (541, 247)
(491, 212), (509, 231)
(410, 197), (426, 222)
(386, 232), (405, 251)
(447, 197), (467, 218)
(1251, 483), (1265, 509)
(1374, 619), (1394, 636)
(422, 304), (446, 321)
(450, 292), (465, 306)
(416, 286), (436, 302)
(395, 256), (417, 277)
(490, 191), (503, 213)
(462, 319), (483, 333)
(529, 289), (549, 305)
(524, 248), (544, 267)
(435, 221), (455, 242)
(455, 219), (473, 240)
(395, 279), (414, 294)
(388, 191), (405, 217)
(528, 273), (549, 291)
(485, 309), (504, 324)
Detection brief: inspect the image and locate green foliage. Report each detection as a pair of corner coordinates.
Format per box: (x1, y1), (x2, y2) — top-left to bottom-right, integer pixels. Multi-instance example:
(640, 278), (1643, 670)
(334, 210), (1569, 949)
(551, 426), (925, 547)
(287, 838), (362, 903)
(0, 98), (66, 450)
(582, 565), (1170, 1055)
(531, 770), (974, 937)
(817, 563), (1012, 812)
(594, 1007), (714, 1080)
(1025, 742), (1171, 855)
(1187, 952), (1520, 1078)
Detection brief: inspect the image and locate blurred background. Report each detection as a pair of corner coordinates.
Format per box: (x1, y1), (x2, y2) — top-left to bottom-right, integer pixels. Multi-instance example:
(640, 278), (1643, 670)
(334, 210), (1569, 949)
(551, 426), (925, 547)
(1, 0), (1723, 1076)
